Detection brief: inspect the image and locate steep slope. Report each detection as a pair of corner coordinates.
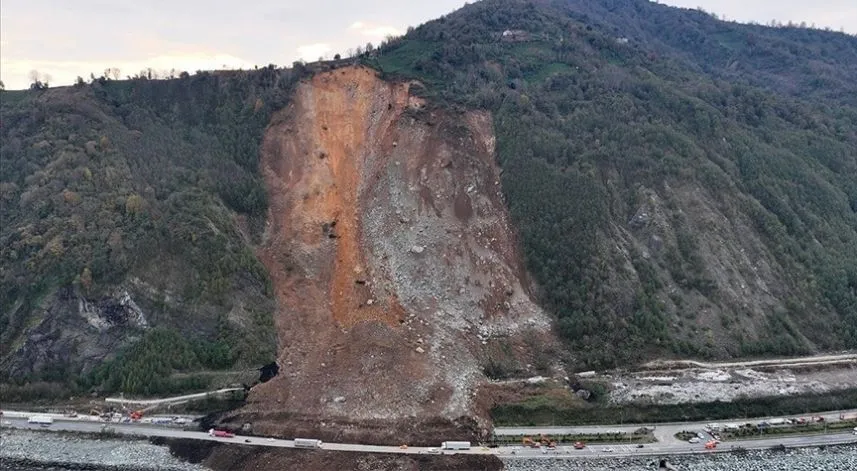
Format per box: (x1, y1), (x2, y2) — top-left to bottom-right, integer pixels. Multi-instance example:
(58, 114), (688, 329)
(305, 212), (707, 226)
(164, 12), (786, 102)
(2, 0), (857, 426)
(222, 66), (553, 443)
(0, 69), (293, 398)
(370, 0), (857, 367)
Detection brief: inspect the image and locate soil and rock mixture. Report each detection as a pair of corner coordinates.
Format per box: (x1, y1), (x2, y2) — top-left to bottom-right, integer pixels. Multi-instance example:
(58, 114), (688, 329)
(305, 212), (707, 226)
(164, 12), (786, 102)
(0, 429), (502, 471)
(607, 355), (857, 405)
(162, 437), (503, 471)
(221, 65), (556, 443)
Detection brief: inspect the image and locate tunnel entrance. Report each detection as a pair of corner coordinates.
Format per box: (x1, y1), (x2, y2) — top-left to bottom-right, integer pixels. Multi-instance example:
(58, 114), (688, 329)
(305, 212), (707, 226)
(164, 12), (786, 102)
(259, 362), (280, 383)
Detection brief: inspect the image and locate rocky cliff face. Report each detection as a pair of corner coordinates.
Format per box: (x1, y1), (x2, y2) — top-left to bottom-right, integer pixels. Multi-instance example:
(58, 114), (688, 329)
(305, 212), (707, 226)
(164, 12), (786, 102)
(224, 66), (554, 442)
(3, 286), (148, 379)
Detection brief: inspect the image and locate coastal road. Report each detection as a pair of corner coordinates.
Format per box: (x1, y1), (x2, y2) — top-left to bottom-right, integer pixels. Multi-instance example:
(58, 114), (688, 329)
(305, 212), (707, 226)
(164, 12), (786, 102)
(495, 408), (857, 444)
(2, 417), (855, 459)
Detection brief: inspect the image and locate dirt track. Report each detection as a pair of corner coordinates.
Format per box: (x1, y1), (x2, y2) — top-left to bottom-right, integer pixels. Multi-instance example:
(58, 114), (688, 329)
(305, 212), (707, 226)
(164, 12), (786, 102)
(642, 353), (857, 370)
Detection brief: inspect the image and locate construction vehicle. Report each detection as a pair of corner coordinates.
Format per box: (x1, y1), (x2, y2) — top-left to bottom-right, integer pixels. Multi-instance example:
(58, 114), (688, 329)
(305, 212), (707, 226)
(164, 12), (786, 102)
(522, 437), (541, 448)
(538, 435), (557, 448)
(704, 440), (717, 449)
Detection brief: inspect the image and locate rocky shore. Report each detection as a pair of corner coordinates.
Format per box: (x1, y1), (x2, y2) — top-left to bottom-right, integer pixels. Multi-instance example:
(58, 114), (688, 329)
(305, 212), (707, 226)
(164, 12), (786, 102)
(0, 429), (209, 471)
(501, 445), (857, 470)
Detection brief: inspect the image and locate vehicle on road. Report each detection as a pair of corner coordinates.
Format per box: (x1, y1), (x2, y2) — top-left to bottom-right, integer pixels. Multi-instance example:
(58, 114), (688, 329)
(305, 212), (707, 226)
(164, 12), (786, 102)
(28, 415), (53, 426)
(705, 440), (718, 450)
(603, 447), (615, 453)
(689, 437), (700, 444)
(208, 429), (234, 438)
(441, 441), (471, 450)
(294, 438), (323, 449)
(244, 439), (251, 443)
(573, 441), (586, 449)
(636, 444), (645, 448)
(426, 448), (440, 454)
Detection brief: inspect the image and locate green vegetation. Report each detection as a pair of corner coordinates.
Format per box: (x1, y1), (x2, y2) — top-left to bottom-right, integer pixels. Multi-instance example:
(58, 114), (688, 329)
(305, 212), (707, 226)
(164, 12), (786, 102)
(491, 388), (857, 426)
(2, 0), (857, 395)
(368, 0), (857, 367)
(83, 328), (229, 395)
(674, 431), (698, 441)
(0, 66), (297, 392)
(491, 431), (653, 446)
(721, 420), (857, 440)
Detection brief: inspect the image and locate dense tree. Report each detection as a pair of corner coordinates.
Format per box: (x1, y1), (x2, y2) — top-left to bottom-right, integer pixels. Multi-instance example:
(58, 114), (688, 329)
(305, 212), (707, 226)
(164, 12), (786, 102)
(368, 0), (857, 367)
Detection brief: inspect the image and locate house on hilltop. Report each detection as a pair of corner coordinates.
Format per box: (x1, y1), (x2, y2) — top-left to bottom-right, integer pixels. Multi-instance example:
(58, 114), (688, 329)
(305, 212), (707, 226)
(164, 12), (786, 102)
(500, 29), (530, 42)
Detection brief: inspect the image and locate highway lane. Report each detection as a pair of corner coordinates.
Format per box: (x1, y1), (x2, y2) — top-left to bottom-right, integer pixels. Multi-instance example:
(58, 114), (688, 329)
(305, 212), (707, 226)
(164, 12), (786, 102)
(495, 408), (857, 444)
(2, 417), (855, 459)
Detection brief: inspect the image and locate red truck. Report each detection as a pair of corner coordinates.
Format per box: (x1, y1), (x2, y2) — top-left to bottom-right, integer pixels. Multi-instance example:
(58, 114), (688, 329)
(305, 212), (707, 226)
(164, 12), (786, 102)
(209, 429), (235, 438)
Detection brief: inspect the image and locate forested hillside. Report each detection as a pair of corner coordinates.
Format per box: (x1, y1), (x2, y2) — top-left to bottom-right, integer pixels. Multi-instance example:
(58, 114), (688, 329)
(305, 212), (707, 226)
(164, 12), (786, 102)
(0, 67), (296, 397)
(1, 0), (856, 401)
(369, 0), (857, 367)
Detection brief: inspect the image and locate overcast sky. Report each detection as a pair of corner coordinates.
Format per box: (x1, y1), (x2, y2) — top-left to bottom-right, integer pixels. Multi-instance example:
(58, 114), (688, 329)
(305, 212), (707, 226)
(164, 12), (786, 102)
(1, 0), (855, 90)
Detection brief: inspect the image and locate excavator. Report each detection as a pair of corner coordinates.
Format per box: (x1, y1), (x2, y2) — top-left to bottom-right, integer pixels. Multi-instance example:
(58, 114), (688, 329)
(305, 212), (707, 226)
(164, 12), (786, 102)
(522, 437), (540, 448)
(521, 435), (557, 448)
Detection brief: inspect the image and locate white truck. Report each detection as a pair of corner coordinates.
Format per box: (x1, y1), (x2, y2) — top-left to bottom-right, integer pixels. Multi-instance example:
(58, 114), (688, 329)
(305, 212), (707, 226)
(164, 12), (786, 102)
(28, 415), (53, 426)
(294, 438), (323, 449)
(441, 441), (471, 450)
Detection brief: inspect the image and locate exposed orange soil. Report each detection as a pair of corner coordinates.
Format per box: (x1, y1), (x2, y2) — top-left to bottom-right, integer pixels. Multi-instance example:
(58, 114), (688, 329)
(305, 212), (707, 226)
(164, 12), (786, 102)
(230, 65), (554, 443)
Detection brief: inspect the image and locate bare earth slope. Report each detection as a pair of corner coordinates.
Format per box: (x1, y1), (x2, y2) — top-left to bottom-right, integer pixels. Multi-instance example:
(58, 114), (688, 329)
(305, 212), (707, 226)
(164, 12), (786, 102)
(223, 66), (553, 443)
